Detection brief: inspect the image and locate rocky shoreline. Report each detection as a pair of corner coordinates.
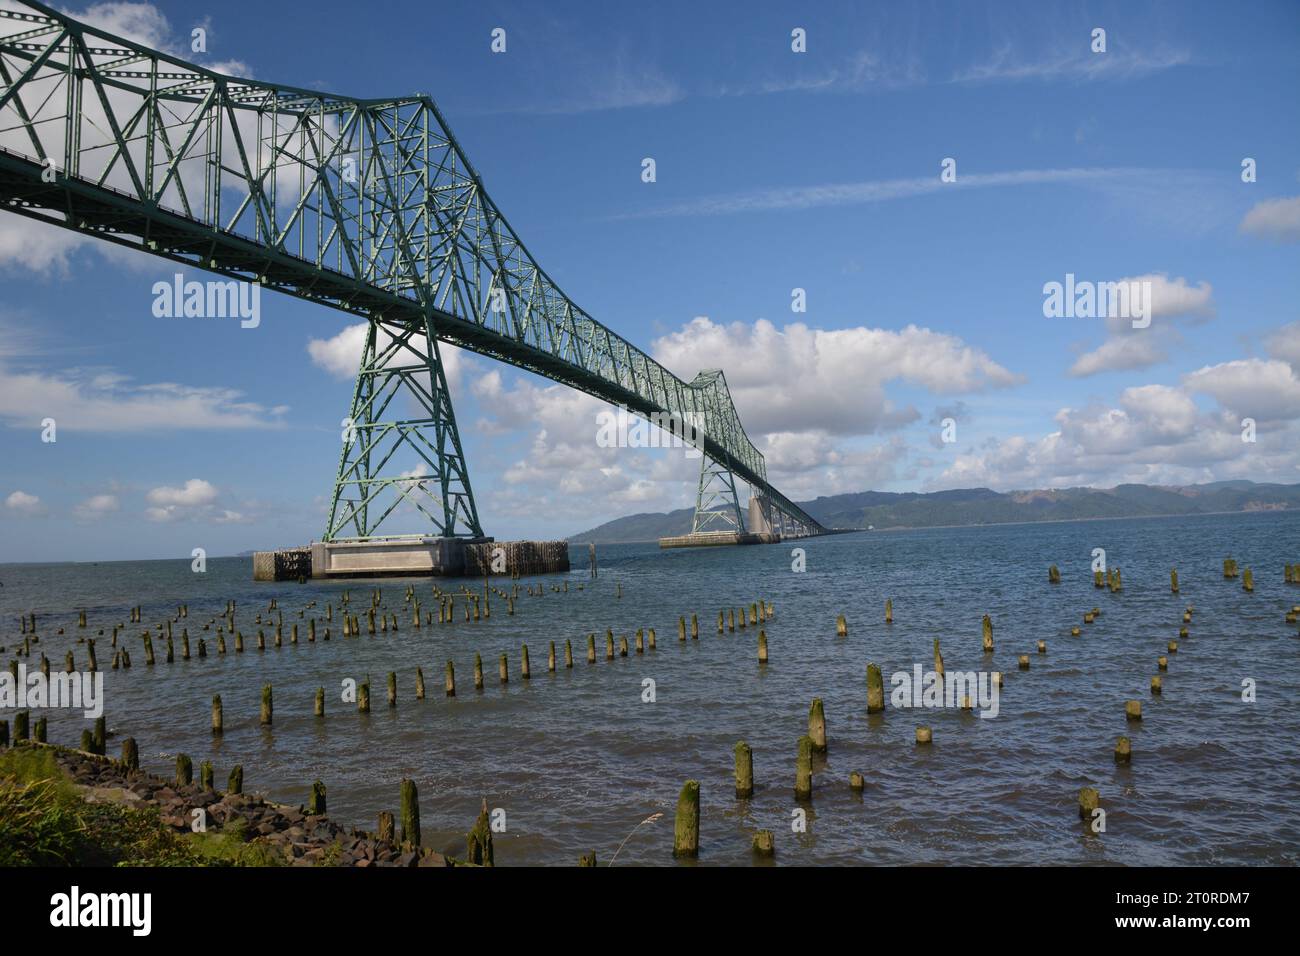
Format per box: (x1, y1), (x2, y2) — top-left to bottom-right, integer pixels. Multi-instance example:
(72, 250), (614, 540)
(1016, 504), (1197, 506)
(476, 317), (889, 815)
(45, 744), (449, 867)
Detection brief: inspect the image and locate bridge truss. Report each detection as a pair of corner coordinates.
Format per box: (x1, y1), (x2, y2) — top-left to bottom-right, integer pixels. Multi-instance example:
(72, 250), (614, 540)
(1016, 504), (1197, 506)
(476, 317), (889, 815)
(0, 0), (826, 540)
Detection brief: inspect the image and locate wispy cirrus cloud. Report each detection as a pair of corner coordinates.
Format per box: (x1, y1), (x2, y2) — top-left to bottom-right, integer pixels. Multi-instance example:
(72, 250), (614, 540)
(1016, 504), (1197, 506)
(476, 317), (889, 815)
(952, 44), (1191, 85)
(616, 166), (1163, 219)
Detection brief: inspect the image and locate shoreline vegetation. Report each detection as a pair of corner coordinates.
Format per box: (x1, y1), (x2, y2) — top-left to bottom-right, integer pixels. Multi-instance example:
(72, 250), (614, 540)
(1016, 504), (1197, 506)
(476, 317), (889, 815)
(0, 743), (486, 867)
(570, 481), (1300, 544)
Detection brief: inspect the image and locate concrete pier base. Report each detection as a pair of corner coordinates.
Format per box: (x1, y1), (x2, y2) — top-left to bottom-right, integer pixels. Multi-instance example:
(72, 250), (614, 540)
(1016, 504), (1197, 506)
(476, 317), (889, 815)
(310, 538), (489, 578)
(253, 538), (571, 580)
(658, 531), (778, 549)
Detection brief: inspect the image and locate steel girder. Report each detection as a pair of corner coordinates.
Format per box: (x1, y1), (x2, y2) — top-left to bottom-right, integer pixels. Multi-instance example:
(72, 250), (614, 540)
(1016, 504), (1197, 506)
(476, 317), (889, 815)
(0, 0), (827, 537)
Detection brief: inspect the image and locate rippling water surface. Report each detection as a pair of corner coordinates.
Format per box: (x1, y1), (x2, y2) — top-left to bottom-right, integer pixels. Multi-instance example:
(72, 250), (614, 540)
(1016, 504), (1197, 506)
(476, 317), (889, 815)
(3, 510), (1298, 866)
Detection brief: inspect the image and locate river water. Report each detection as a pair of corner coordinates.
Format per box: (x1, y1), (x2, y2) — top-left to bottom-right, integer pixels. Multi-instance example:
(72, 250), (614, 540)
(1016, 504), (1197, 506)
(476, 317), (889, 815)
(3, 510), (1297, 866)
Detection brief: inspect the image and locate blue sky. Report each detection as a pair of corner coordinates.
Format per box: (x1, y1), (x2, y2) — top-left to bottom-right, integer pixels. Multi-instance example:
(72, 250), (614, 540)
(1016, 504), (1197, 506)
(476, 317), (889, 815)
(1, 0), (1299, 561)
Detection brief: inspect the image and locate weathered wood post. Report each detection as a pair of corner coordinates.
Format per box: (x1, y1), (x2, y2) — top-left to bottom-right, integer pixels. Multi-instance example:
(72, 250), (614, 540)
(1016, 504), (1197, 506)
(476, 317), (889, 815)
(565, 639), (574, 669)
(1158, 655), (1168, 670)
(1115, 736), (1132, 764)
(399, 778), (420, 847)
(387, 671), (397, 707)
(795, 736), (813, 801)
(1150, 676), (1162, 695)
(445, 660), (456, 697)
(228, 765), (243, 794)
(211, 695), (223, 734)
(587, 634), (596, 664)
(672, 780), (700, 858)
(260, 684), (273, 725)
(678, 616), (686, 642)
(474, 653), (485, 690)
(1078, 787), (1100, 820)
(885, 598), (893, 623)
(982, 614), (994, 652)
(200, 760), (214, 791)
(314, 686), (325, 717)
(121, 737), (139, 772)
(1243, 568), (1254, 592)
(1125, 700), (1142, 721)
(308, 780), (326, 815)
(499, 653), (509, 684)
(752, 830), (775, 857)
(836, 614), (847, 637)
(548, 641), (557, 672)
(808, 698), (827, 753)
(415, 667), (426, 700)
(466, 801), (495, 866)
(758, 629), (768, 664)
(176, 753), (193, 786)
(866, 663), (885, 713)
(377, 812), (395, 844)
(734, 741), (753, 798)
(1170, 569), (1179, 593)
(521, 644), (531, 679)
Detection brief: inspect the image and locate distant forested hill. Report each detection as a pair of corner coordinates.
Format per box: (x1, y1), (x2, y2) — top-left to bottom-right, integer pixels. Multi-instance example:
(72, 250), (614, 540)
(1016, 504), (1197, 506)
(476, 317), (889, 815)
(567, 481), (1300, 543)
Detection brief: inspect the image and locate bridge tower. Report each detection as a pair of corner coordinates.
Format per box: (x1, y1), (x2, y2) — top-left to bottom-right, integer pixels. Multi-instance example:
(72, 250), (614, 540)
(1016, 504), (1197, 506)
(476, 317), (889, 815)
(692, 453), (747, 534)
(323, 317), (482, 541)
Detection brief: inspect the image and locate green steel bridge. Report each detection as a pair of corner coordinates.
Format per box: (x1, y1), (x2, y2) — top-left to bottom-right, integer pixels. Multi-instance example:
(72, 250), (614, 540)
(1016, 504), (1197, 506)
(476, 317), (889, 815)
(0, 1), (826, 542)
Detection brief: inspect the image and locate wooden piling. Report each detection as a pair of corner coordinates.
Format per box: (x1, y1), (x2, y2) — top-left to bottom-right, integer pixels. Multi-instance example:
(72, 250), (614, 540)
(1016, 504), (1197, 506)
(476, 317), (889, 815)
(587, 634), (596, 664)
(260, 684), (273, 725)
(445, 660), (456, 697)
(915, 726), (933, 745)
(522, 644), (531, 679)
(1078, 787), (1100, 820)
(808, 698), (827, 753)
(399, 778), (420, 847)
(211, 695), (223, 734)
(565, 639), (574, 669)
(866, 663), (885, 713)
(387, 671), (397, 707)
(734, 742), (753, 798)
(795, 736), (813, 801)
(672, 780), (700, 857)
(758, 629), (768, 664)
(1171, 569), (1179, 593)
(836, 614), (847, 637)
(1150, 676), (1162, 695)
(1242, 568), (1254, 592)
(175, 753), (193, 786)
(885, 598), (893, 623)
(474, 653), (484, 690)
(1158, 655), (1168, 670)
(415, 667), (425, 700)
(228, 765), (243, 794)
(1125, 700), (1142, 721)
(121, 737), (139, 772)
(1114, 736), (1132, 764)
(377, 811), (395, 844)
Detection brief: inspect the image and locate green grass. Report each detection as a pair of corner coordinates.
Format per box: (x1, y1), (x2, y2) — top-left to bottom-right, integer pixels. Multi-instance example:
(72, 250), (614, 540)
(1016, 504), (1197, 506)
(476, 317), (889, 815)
(0, 746), (286, 867)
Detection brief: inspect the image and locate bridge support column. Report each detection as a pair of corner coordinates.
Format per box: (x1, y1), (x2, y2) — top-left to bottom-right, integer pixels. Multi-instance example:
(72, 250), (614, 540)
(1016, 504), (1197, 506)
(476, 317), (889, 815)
(692, 453), (746, 534)
(324, 316), (483, 541)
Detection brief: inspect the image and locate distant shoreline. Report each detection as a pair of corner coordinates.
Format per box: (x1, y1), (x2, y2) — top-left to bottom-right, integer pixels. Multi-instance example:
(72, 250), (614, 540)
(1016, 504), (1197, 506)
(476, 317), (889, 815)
(567, 506), (1285, 546)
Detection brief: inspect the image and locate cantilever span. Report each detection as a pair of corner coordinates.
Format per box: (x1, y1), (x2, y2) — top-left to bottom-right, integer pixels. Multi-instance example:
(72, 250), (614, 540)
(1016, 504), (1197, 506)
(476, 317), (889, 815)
(0, 0), (826, 541)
